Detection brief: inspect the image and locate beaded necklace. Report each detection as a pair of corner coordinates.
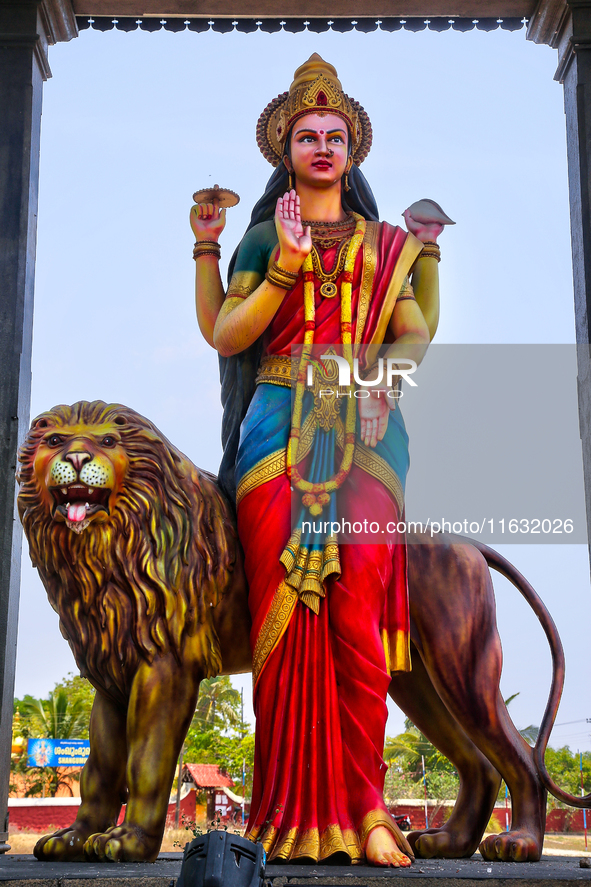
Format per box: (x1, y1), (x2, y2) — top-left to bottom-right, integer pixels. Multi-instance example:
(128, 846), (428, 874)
(287, 212), (366, 515)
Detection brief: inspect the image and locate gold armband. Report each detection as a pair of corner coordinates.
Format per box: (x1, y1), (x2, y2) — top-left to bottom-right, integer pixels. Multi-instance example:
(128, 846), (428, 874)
(193, 240), (221, 260)
(397, 277), (416, 302)
(226, 270), (262, 301)
(265, 261), (299, 291)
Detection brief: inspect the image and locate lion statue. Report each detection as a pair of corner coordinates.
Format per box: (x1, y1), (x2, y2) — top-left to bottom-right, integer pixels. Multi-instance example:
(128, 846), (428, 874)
(17, 400), (589, 864)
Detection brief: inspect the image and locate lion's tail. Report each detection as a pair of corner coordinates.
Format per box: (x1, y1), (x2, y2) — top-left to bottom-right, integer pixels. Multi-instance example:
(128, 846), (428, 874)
(470, 539), (591, 809)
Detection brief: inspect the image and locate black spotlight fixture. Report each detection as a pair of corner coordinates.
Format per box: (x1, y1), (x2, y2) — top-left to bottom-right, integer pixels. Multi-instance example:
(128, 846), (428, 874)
(177, 831), (266, 887)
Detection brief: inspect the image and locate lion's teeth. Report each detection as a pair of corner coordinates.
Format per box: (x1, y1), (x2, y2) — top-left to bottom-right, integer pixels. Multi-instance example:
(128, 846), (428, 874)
(62, 488), (68, 495)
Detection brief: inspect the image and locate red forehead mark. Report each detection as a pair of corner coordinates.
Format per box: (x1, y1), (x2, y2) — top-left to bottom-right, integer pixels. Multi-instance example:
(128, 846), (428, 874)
(319, 130), (324, 134)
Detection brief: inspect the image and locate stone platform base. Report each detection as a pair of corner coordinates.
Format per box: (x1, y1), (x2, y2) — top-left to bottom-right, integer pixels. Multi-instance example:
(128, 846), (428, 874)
(0, 853), (589, 887)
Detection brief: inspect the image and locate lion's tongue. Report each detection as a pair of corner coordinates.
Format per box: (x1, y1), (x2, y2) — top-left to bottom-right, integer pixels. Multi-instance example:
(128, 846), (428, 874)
(67, 503), (87, 523)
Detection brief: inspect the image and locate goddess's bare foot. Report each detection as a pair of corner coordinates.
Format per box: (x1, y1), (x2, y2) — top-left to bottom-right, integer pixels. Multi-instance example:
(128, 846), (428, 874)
(365, 826), (412, 867)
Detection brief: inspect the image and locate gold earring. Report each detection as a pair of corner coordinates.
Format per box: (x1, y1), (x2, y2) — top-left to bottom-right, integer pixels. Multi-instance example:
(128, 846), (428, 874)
(283, 158), (294, 192)
(344, 160), (353, 192)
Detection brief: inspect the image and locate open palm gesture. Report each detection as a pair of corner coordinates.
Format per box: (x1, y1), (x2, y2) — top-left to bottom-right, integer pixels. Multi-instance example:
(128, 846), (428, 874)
(275, 190), (312, 272)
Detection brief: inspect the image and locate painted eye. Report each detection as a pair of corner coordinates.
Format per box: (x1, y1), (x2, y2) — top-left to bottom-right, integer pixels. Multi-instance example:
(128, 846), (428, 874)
(101, 436), (116, 448)
(47, 434), (63, 447)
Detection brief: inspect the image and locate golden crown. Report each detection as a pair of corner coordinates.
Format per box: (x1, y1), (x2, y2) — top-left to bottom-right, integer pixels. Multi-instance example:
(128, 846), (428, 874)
(256, 54), (373, 167)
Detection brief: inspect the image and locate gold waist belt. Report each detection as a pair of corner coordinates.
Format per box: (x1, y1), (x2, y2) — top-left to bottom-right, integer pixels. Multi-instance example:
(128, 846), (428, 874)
(256, 354), (296, 389)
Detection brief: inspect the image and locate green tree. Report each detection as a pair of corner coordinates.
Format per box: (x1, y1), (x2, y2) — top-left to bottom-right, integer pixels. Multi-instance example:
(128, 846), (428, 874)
(12, 676), (94, 798)
(385, 719), (457, 777)
(383, 765), (423, 803)
(384, 719), (459, 802)
(193, 676), (241, 731)
(52, 674), (95, 728)
(183, 725), (256, 795)
(182, 678), (254, 799)
(544, 746), (591, 807)
(22, 689), (88, 740)
(504, 692), (539, 746)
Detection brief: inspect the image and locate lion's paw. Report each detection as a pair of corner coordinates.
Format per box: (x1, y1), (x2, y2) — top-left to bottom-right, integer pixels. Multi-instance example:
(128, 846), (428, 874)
(408, 828), (477, 859)
(479, 831), (542, 862)
(84, 826), (159, 862)
(34, 826), (93, 861)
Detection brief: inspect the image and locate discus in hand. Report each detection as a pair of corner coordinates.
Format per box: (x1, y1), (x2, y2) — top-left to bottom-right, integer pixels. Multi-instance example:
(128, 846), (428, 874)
(192, 184), (240, 217)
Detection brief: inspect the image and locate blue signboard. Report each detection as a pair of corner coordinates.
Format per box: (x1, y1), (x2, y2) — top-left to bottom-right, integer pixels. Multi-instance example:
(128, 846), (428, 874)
(27, 738), (90, 768)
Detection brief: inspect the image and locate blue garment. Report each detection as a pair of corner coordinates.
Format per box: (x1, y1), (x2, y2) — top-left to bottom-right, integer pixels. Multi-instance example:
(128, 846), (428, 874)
(236, 383), (410, 497)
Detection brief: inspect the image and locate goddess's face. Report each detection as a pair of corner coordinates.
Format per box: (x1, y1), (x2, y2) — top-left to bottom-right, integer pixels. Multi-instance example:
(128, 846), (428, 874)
(289, 112), (349, 190)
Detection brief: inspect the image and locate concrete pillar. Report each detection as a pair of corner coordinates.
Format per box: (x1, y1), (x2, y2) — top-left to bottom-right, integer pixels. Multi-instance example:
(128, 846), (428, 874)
(529, 0), (591, 553)
(561, 4), (591, 548)
(0, 0), (76, 851)
(559, 3), (591, 549)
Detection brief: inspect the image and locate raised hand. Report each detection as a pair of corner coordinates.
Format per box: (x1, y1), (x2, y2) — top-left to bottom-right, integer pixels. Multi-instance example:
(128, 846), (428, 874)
(275, 190), (312, 272)
(190, 203), (226, 243)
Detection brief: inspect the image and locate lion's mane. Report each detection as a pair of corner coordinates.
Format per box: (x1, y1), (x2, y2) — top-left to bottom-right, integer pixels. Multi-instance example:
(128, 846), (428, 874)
(18, 401), (237, 702)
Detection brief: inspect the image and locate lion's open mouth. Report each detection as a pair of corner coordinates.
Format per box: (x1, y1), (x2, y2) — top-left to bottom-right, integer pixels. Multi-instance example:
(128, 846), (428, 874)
(50, 483), (111, 529)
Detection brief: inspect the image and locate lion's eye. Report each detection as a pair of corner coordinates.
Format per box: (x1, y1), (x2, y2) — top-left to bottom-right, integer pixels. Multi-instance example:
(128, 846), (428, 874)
(101, 436), (116, 448)
(47, 434), (63, 447)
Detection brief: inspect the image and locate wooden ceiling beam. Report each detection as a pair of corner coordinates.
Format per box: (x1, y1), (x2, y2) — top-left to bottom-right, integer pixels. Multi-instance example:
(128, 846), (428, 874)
(71, 0), (535, 18)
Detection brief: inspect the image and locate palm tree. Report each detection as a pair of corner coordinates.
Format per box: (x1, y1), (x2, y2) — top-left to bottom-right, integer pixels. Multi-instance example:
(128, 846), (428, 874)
(505, 692), (539, 746)
(20, 689), (88, 797)
(21, 689), (87, 739)
(384, 719), (455, 778)
(193, 676), (241, 731)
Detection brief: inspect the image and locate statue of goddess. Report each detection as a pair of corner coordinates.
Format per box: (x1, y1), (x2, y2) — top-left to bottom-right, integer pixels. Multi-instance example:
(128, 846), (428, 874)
(191, 54), (444, 867)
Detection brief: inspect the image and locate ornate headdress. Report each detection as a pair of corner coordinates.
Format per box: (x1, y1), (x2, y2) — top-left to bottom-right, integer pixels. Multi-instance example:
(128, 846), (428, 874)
(256, 54), (373, 168)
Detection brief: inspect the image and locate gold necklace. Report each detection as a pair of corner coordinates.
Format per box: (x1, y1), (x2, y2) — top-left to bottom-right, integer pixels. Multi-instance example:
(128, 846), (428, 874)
(287, 213), (367, 514)
(310, 236), (352, 298)
(302, 214), (355, 231)
(304, 215), (356, 250)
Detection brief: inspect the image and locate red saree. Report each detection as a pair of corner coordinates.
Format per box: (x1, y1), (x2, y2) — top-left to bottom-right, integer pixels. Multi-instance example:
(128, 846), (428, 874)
(236, 221), (422, 862)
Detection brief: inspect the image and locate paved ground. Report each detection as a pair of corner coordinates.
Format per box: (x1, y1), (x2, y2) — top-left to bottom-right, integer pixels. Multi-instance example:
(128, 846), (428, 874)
(0, 854), (590, 886)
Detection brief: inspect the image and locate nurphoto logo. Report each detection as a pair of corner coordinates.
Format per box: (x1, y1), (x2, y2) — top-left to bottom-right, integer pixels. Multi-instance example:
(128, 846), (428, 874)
(307, 355), (418, 399)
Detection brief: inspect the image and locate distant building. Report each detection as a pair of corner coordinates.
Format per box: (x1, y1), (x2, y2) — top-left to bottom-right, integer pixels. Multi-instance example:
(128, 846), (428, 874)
(182, 763), (249, 822)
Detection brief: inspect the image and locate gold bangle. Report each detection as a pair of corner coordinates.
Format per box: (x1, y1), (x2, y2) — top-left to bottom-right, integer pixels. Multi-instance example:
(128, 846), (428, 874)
(420, 240), (441, 262)
(193, 249), (221, 260)
(193, 241), (221, 260)
(265, 269), (293, 290)
(265, 261), (299, 290)
(270, 261), (299, 281)
(273, 261), (298, 278)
